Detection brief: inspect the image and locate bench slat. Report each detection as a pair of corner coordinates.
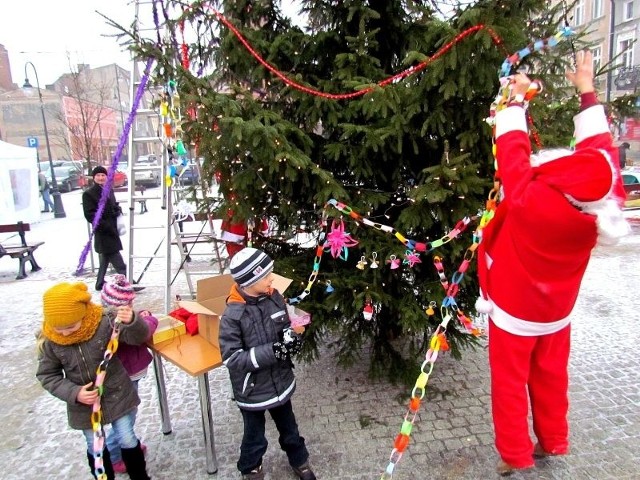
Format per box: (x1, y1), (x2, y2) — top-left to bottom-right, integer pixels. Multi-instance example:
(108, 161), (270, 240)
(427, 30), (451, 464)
(0, 223), (31, 234)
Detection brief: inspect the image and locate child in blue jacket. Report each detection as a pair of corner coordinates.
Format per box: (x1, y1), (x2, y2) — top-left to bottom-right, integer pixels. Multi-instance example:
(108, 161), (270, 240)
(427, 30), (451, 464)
(219, 247), (316, 480)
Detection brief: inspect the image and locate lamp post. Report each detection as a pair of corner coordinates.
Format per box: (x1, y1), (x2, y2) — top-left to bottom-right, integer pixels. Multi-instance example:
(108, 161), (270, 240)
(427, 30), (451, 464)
(23, 61), (66, 218)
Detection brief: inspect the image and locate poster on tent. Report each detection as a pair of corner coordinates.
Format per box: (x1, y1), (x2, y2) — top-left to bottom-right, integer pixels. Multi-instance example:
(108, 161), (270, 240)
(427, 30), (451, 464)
(0, 141), (40, 224)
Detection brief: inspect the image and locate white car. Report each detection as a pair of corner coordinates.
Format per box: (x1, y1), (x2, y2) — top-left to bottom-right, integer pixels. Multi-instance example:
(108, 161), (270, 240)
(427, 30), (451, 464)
(133, 155), (161, 187)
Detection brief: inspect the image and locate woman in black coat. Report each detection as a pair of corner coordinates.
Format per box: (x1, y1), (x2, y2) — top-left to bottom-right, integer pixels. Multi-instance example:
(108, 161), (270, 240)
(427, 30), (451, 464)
(82, 166), (126, 291)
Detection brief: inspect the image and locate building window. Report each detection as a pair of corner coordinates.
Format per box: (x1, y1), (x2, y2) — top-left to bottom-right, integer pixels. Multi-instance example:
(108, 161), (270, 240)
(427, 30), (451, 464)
(591, 45), (602, 74)
(574, 0), (585, 25)
(624, 1), (634, 21)
(618, 37), (634, 70)
(592, 0), (603, 19)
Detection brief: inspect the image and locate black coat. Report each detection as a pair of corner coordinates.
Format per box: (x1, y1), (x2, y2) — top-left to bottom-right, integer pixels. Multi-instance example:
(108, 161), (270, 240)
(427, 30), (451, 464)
(82, 183), (123, 254)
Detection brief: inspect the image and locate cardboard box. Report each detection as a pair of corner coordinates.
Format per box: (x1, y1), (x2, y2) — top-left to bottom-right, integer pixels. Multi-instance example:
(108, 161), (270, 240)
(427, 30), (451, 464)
(178, 273), (293, 347)
(152, 315), (187, 344)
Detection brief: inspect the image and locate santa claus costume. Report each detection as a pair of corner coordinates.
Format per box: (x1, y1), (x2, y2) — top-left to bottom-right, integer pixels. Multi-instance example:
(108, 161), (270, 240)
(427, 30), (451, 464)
(476, 92), (629, 471)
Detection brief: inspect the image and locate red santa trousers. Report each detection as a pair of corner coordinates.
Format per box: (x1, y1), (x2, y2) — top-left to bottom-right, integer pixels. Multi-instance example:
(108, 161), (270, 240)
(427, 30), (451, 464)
(489, 319), (571, 467)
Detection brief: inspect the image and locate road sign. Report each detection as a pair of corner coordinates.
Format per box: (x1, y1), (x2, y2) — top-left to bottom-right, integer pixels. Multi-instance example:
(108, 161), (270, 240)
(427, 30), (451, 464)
(27, 137), (38, 148)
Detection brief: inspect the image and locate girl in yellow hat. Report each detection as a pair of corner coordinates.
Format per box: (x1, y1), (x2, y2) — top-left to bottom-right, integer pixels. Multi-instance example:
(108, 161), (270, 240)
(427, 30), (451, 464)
(36, 282), (151, 480)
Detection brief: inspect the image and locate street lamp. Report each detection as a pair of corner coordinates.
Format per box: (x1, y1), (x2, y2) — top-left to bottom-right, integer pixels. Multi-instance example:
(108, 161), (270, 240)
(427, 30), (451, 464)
(23, 61), (66, 218)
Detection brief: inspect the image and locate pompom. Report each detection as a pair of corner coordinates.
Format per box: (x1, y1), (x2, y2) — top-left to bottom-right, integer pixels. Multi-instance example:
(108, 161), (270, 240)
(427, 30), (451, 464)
(475, 297), (493, 314)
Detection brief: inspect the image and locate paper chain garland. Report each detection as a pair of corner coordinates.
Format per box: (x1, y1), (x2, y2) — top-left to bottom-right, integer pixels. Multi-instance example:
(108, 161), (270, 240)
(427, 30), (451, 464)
(380, 31), (575, 479)
(160, 79), (192, 186)
(91, 319), (123, 480)
(287, 199), (474, 305)
(499, 27), (574, 78)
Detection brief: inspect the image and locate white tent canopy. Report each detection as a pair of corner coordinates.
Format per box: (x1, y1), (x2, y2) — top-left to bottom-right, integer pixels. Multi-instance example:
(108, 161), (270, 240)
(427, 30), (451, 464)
(0, 140), (40, 225)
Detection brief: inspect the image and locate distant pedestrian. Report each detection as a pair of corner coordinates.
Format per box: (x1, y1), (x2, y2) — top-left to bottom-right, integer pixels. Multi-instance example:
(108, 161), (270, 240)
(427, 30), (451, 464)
(39, 170), (54, 212)
(219, 247), (316, 480)
(101, 275), (158, 474)
(36, 282), (152, 480)
(82, 166), (127, 291)
(476, 51), (629, 476)
(618, 142), (630, 169)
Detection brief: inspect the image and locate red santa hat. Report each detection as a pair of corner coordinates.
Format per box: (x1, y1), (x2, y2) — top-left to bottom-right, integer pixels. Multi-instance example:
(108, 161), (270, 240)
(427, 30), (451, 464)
(530, 147), (629, 244)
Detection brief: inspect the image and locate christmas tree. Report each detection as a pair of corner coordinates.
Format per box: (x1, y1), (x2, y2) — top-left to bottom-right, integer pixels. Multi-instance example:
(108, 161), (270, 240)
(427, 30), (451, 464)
(119, 0), (589, 380)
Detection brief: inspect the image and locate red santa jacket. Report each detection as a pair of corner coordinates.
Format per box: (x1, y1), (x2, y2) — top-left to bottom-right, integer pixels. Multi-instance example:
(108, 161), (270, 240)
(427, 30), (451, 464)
(476, 101), (627, 336)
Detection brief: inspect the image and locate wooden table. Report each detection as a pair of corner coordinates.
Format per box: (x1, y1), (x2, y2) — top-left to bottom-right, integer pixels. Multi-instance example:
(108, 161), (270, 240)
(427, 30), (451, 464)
(148, 334), (223, 474)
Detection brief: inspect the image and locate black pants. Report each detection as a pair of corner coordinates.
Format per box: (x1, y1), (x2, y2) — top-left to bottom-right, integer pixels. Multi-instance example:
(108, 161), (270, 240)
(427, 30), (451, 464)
(95, 252), (126, 290)
(238, 400), (308, 474)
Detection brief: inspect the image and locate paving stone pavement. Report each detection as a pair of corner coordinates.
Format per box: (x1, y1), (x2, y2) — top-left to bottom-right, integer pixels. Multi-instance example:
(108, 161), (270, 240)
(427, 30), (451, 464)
(0, 190), (639, 480)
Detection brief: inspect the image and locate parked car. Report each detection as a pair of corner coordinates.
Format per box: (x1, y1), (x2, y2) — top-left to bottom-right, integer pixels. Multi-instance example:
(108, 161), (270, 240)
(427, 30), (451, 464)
(177, 162), (200, 186)
(133, 155), (161, 187)
(44, 166), (84, 192)
(85, 165), (128, 188)
(113, 169), (128, 188)
(40, 160), (87, 188)
(622, 170), (640, 208)
(39, 160), (84, 174)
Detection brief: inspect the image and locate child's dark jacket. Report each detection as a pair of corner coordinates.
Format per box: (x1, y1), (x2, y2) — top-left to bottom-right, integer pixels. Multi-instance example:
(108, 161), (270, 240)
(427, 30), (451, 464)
(219, 285), (295, 411)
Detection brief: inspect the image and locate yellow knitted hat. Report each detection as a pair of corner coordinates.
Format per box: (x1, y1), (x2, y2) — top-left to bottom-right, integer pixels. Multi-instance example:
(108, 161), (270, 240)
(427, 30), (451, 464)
(43, 282), (93, 329)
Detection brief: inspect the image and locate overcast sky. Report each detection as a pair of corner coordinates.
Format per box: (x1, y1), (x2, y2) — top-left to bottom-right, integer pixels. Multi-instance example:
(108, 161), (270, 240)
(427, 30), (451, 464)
(0, 0), (303, 87)
(0, 0), (135, 86)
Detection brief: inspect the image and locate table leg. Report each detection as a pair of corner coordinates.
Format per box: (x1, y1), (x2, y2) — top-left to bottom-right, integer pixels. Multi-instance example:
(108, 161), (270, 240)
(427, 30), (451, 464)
(198, 372), (218, 474)
(152, 352), (172, 434)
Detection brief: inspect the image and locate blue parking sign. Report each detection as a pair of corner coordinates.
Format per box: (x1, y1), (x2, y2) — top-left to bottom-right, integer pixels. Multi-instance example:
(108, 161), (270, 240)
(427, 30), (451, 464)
(27, 137), (39, 148)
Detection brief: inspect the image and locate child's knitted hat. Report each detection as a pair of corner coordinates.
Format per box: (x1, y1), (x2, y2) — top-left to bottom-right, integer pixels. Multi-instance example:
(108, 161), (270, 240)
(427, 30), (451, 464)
(101, 274), (136, 307)
(229, 247), (274, 287)
(43, 282), (93, 328)
(42, 282), (103, 345)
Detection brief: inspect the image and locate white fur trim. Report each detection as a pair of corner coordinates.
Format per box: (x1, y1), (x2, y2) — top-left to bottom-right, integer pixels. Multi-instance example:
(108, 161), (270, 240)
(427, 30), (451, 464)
(530, 148), (573, 167)
(495, 106), (528, 139)
(485, 294), (572, 336)
(220, 231), (245, 243)
(573, 105), (610, 143)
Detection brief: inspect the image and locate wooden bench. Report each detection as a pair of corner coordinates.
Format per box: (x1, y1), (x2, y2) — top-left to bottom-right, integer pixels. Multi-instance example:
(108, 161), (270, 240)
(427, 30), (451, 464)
(0, 222), (44, 280)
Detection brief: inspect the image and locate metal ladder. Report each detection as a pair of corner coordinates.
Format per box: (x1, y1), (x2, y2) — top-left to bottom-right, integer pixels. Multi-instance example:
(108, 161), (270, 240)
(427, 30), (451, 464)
(124, 0), (172, 313)
(170, 160), (228, 299)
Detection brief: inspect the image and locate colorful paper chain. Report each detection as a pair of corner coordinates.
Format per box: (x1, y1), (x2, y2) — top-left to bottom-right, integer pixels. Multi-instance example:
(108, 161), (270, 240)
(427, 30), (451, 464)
(488, 27), (575, 127)
(91, 320), (123, 479)
(160, 79), (192, 186)
(287, 199), (474, 305)
(380, 213), (488, 480)
(499, 27), (574, 77)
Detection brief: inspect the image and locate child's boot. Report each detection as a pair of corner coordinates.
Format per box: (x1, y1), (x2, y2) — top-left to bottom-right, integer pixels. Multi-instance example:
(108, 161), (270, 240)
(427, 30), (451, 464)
(291, 462), (317, 480)
(86, 448), (115, 480)
(121, 441), (151, 480)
